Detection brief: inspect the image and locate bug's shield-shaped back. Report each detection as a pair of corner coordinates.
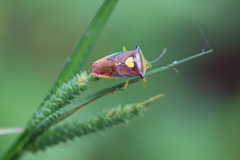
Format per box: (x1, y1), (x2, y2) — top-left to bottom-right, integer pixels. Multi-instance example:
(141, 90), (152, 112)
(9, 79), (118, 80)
(92, 46), (148, 79)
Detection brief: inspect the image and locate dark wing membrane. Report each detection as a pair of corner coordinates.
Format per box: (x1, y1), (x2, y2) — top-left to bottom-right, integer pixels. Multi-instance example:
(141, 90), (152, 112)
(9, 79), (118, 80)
(110, 64), (140, 78)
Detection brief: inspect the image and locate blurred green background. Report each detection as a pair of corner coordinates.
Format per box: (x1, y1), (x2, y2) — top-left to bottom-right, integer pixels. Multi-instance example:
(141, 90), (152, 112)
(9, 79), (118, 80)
(1, 0), (240, 160)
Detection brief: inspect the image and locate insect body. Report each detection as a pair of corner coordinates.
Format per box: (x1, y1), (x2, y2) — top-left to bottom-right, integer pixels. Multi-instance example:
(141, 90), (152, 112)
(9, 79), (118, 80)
(92, 46), (166, 89)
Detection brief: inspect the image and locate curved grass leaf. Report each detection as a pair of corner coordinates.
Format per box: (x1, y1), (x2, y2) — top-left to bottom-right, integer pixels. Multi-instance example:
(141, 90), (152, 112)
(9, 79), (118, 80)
(44, 0), (119, 101)
(1, 1), (119, 160)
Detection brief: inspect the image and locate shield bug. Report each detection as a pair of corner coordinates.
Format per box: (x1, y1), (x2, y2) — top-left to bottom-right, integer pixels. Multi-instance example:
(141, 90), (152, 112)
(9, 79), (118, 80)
(92, 46), (167, 89)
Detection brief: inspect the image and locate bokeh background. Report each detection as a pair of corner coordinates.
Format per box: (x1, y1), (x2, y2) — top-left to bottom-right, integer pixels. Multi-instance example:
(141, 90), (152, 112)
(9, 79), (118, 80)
(1, 0), (240, 160)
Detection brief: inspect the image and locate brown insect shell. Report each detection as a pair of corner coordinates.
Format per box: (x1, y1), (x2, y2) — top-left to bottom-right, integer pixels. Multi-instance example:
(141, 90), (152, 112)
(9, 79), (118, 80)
(92, 46), (148, 79)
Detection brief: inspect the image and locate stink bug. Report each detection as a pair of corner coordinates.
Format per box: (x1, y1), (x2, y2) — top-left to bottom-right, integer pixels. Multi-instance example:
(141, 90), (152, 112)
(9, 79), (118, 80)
(92, 46), (167, 89)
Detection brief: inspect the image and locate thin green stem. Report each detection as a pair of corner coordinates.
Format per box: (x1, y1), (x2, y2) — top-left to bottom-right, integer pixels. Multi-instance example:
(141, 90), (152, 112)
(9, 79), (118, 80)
(51, 50), (213, 123)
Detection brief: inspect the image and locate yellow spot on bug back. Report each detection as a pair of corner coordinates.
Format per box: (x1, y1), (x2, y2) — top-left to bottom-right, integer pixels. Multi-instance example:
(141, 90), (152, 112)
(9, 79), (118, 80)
(125, 57), (134, 68)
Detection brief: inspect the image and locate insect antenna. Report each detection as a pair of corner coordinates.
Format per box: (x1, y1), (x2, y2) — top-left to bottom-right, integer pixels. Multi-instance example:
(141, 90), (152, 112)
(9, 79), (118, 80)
(149, 48), (167, 63)
(162, 65), (179, 73)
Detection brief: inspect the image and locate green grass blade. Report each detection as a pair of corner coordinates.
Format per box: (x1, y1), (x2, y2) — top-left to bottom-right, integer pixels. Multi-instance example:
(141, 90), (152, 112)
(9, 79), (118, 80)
(0, 1), (119, 160)
(53, 0), (118, 89)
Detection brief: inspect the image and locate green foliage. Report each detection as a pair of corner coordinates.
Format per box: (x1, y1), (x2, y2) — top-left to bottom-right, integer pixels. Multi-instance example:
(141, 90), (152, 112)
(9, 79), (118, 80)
(0, 1), (212, 160)
(1, 1), (119, 160)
